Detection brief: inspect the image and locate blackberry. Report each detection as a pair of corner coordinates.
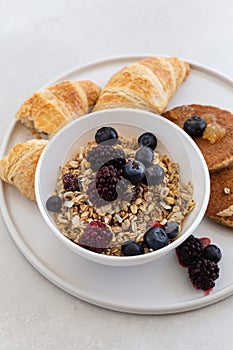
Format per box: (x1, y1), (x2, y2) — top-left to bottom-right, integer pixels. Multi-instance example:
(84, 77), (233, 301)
(176, 234), (204, 267)
(78, 221), (113, 254)
(87, 180), (105, 207)
(188, 258), (220, 291)
(86, 145), (125, 171)
(105, 157), (126, 171)
(87, 163), (128, 207)
(63, 173), (80, 192)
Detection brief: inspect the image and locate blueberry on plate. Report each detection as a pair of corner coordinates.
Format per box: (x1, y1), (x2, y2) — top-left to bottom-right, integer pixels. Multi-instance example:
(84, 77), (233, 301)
(183, 115), (206, 138)
(145, 164), (164, 186)
(46, 195), (62, 212)
(138, 132), (157, 150)
(95, 126), (118, 145)
(144, 227), (169, 251)
(135, 146), (154, 167)
(122, 160), (146, 184)
(203, 244), (222, 263)
(165, 221), (179, 239)
(121, 241), (144, 256)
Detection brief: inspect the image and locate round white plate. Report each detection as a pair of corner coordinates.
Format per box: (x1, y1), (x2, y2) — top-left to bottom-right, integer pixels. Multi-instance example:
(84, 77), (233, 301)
(1, 56), (233, 314)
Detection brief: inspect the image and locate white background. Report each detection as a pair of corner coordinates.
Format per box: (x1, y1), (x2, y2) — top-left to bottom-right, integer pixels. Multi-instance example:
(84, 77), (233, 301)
(0, 0), (233, 349)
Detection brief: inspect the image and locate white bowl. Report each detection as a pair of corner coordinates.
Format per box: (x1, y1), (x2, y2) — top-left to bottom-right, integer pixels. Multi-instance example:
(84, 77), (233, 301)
(35, 108), (210, 267)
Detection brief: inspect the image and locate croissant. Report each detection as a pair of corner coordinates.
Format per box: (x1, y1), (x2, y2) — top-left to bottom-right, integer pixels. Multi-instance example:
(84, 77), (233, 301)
(0, 139), (48, 201)
(15, 80), (101, 137)
(93, 57), (190, 114)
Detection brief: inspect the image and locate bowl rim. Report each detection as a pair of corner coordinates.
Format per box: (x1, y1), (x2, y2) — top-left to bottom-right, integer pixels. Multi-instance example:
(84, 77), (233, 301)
(35, 108), (210, 266)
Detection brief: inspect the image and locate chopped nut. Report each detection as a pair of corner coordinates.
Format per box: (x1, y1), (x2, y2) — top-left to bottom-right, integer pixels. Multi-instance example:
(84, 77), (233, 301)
(224, 187), (231, 194)
(131, 221), (137, 232)
(135, 197), (142, 205)
(69, 161), (79, 168)
(63, 191), (74, 200)
(64, 200), (74, 208)
(130, 204), (138, 214)
(122, 219), (131, 230)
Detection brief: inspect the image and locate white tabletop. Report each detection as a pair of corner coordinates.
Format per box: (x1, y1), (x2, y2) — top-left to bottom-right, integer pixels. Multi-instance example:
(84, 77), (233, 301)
(1, 0), (233, 349)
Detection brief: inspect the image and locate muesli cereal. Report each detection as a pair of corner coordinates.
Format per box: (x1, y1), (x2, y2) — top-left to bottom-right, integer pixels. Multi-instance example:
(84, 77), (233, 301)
(46, 127), (195, 256)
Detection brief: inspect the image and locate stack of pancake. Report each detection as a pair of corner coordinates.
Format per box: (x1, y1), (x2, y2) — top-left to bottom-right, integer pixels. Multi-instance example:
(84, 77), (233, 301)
(162, 104), (233, 228)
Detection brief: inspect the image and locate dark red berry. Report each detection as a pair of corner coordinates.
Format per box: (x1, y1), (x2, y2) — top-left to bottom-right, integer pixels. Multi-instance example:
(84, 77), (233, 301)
(63, 173), (80, 192)
(78, 221), (113, 254)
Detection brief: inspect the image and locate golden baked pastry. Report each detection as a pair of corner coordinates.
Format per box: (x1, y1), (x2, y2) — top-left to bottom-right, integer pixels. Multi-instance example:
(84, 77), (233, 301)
(162, 104), (233, 172)
(15, 80), (101, 137)
(0, 139), (48, 201)
(206, 165), (233, 228)
(93, 57), (190, 113)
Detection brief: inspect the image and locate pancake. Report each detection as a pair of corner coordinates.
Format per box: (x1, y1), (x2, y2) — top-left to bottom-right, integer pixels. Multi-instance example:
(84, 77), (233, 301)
(162, 104), (233, 172)
(205, 165), (233, 228)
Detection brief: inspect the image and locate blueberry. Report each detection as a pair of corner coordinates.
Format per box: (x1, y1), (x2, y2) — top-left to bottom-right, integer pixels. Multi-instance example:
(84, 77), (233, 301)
(121, 241), (144, 256)
(144, 227), (169, 251)
(135, 146), (154, 167)
(46, 195), (62, 212)
(145, 164), (164, 186)
(183, 115), (206, 138)
(165, 221), (179, 239)
(123, 160), (146, 184)
(95, 126), (118, 145)
(138, 132), (157, 150)
(203, 244), (222, 263)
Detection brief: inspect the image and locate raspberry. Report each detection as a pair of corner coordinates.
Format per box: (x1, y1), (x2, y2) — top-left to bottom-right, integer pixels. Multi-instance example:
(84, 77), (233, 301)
(63, 173), (80, 192)
(176, 234), (204, 267)
(78, 221), (113, 254)
(188, 258), (220, 291)
(86, 144), (125, 171)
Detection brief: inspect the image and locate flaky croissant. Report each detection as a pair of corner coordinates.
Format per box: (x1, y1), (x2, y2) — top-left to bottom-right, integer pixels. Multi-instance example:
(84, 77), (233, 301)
(15, 80), (101, 137)
(93, 57), (190, 114)
(0, 139), (48, 201)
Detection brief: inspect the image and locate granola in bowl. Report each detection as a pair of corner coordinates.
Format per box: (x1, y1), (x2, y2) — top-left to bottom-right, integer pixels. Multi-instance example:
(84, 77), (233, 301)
(47, 127), (195, 257)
